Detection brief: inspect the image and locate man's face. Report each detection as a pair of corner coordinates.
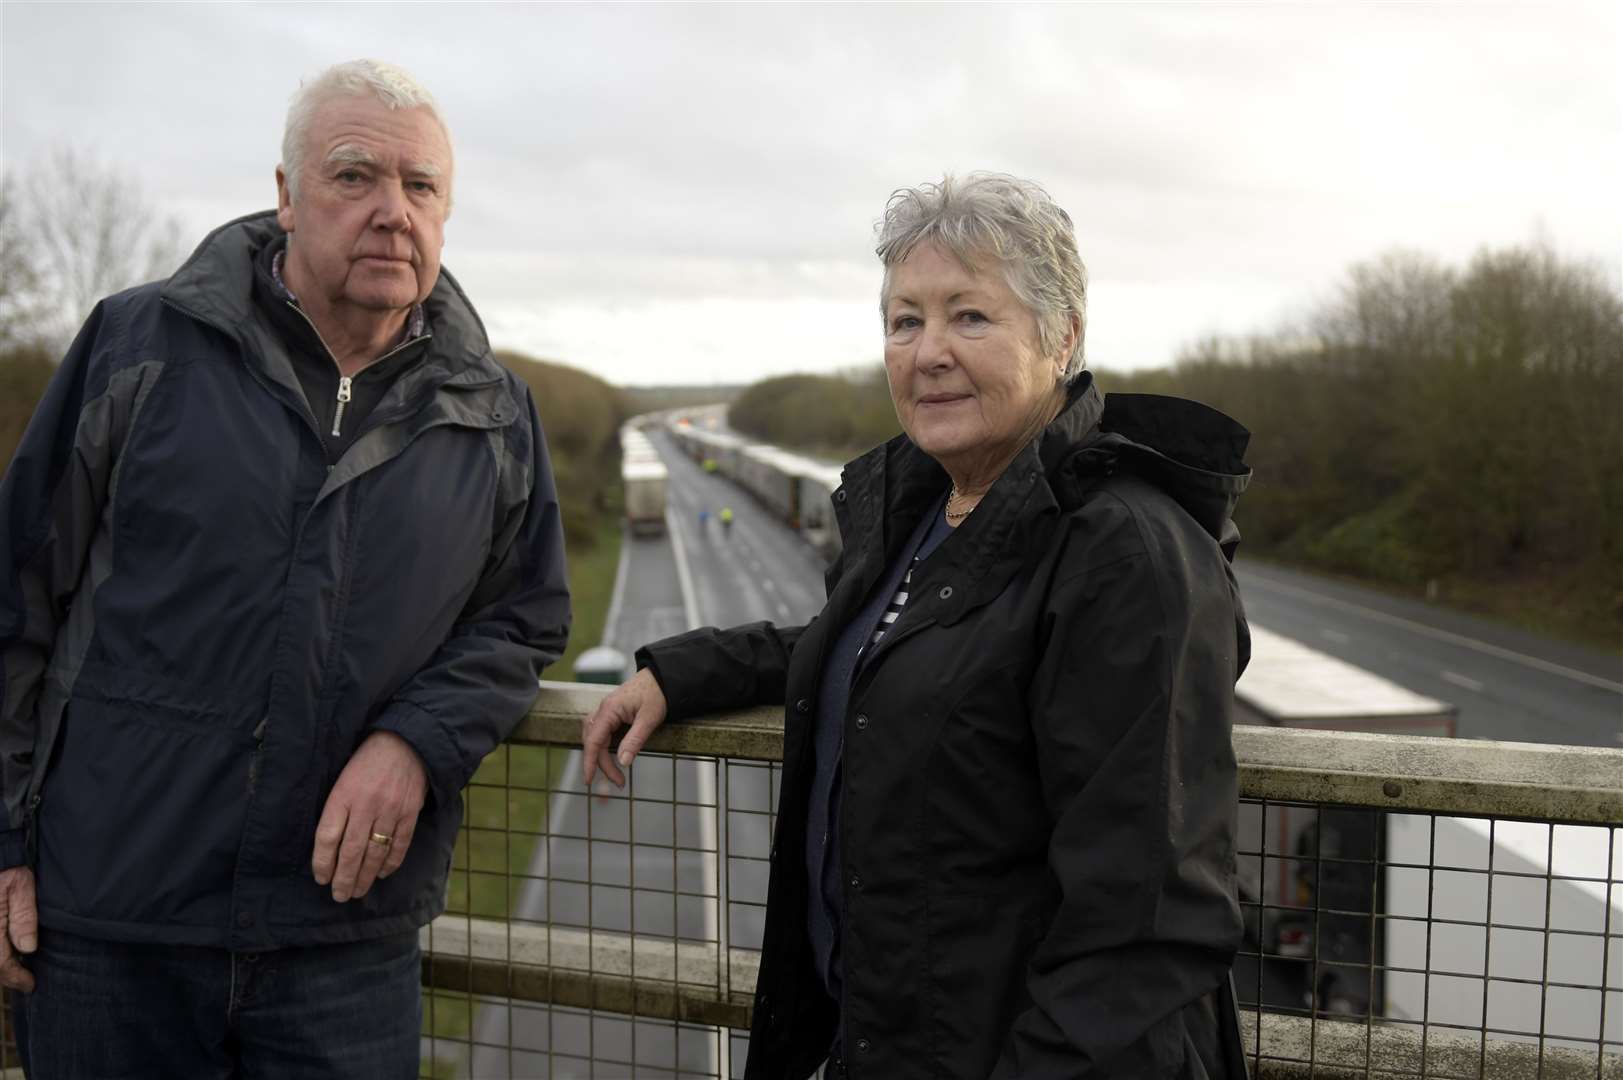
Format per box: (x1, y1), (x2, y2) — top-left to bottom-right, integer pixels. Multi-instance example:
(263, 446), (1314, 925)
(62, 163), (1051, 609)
(276, 94), (452, 317)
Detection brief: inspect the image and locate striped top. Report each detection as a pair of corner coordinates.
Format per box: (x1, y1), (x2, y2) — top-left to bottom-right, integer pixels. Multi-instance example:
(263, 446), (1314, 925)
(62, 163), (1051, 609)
(867, 504), (953, 650)
(870, 562), (917, 646)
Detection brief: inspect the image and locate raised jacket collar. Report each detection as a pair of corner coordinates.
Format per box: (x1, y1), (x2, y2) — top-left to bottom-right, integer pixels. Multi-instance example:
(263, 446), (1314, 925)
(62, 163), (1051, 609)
(159, 211), (518, 502)
(160, 210), (510, 396)
(831, 372), (1250, 623)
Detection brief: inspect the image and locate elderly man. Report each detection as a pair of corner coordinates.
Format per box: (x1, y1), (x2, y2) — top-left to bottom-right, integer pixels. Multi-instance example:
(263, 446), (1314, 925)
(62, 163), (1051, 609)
(0, 60), (569, 1077)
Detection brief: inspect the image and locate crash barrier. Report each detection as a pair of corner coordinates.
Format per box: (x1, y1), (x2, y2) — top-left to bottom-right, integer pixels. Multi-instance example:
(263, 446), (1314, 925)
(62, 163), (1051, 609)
(415, 682), (1622, 1078)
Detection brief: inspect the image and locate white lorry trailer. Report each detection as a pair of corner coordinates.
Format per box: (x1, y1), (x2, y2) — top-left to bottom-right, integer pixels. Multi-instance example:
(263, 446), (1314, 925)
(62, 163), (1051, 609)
(621, 426), (668, 536)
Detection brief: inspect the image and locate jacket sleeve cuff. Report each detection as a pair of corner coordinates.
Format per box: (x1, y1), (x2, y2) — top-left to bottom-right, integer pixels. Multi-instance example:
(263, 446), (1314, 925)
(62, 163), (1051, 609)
(634, 640), (704, 721)
(368, 700), (468, 811)
(0, 828), (27, 871)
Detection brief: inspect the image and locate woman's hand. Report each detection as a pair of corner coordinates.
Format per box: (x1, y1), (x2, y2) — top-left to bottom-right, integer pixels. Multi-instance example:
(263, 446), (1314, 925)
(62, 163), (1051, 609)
(581, 667), (669, 789)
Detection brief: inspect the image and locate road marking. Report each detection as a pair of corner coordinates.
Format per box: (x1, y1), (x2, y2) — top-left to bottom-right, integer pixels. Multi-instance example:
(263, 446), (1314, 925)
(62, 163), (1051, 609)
(665, 507), (702, 631)
(1320, 629), (1350, 645)
(1243, 574), (1623, 694)
(599, 524), (634, 651)
(1440, 670), (1485, 693)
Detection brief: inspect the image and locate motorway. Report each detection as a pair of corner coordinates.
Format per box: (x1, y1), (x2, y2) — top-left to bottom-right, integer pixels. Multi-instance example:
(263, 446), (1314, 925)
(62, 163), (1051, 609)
(459, 429), (816, 1079)
(1233, 560), (1622, 748)
(452, 427), (1621, 1078)
(647, 430), (828, 630)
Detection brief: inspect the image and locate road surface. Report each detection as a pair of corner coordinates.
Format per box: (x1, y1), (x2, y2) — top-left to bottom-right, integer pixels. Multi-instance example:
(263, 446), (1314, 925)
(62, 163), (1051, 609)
(1233, 559), (1621, 748)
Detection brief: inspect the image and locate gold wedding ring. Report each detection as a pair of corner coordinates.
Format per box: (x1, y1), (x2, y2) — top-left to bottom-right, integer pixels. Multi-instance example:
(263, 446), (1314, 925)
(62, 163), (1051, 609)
(369, 831), (393, 847)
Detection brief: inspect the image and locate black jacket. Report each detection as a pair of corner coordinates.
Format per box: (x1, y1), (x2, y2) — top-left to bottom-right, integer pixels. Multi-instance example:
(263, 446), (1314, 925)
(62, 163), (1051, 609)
(0, 212), (571, 948)
(640, 376), (1251, 1078)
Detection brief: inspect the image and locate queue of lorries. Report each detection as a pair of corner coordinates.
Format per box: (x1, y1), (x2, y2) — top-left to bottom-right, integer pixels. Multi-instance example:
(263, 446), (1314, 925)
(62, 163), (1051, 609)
(621, 409), (1620, 1045)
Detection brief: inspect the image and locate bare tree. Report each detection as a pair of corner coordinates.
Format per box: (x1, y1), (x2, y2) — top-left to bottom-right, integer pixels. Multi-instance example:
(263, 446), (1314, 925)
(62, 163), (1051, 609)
(17, 146), (186, 348)
(0, 173), (51, 351)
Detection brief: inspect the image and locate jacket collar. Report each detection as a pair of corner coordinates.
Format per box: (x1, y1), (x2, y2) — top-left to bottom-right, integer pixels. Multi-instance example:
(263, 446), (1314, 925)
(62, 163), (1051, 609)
(159, 212), (519, 502)
(834, 374), (1106, 623)
(833, 371), (1251, 622)
(161, 210), (510, 394)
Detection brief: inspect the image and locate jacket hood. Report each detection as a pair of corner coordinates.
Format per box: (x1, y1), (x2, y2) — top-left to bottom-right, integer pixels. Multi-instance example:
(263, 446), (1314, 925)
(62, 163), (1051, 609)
(160, 210), (505, 388)
(1039, 373), (1251, 548)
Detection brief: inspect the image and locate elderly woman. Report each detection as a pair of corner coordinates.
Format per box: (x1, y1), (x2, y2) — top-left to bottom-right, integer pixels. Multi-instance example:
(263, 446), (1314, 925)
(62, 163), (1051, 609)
(584, 173), (1251, 1079)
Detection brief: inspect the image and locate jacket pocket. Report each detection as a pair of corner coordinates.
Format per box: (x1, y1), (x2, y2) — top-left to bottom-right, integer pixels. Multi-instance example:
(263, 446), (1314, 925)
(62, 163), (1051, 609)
(36, 696), (247, 928)
(924, 890), (1045, 1078)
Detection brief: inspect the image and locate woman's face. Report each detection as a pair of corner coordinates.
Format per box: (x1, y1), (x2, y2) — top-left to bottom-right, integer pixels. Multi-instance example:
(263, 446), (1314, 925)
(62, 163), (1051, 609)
(883, 242), (1070, 487)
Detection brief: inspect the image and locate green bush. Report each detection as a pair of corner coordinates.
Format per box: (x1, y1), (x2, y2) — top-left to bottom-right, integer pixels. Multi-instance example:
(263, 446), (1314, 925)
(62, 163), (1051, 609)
(1291, 492), (1435, 587)
(0, 346), (56, 472)
(730, 369), (898, 459)
(497, 351), (628, 550)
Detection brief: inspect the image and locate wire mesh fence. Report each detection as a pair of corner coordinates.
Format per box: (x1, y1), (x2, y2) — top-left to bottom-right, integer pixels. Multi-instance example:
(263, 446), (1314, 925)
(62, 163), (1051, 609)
(1234, 800), (1620, 1077)
(415, 701), (1623, 1079)
(417, 767), (1621, 1079)
(1, 696), (1616, 1079)
(419, 743), (777, 1079)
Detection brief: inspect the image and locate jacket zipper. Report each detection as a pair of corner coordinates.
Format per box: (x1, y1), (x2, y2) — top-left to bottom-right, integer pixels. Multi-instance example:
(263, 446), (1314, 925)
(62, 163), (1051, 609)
(332, 377), (353, 437)
(24, 793), (41, 864)
(283, 300), (426, 446)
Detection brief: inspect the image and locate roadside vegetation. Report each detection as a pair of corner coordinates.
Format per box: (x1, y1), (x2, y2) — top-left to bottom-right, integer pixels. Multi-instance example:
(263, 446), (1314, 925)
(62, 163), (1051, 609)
(730, 245), (1623, 651)
(730, 368), (901, 460)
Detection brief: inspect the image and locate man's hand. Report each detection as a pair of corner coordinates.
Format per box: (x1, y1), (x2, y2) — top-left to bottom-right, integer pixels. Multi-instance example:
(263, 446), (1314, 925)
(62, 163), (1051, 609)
(582, 668), (669, 789)
(312, 731), (428, 903)
(0, 865), (38, 991)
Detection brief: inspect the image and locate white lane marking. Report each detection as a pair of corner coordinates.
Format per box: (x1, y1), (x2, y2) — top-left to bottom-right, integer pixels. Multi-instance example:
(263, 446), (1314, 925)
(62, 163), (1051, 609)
(599, 523), (633, 651)
(1321, 629), (1350, 645)
(1244, 574), (1623, 694)
(1441, 670), (1485, 693)
(665, 506), (702, 631)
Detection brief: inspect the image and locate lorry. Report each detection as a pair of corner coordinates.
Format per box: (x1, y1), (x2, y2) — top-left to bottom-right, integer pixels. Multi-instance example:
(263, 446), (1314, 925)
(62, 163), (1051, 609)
(621, 426), (668, 536)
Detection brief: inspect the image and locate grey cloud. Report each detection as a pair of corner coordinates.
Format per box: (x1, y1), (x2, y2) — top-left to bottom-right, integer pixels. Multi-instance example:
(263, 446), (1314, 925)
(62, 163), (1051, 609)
(4, 1), (1616, 383)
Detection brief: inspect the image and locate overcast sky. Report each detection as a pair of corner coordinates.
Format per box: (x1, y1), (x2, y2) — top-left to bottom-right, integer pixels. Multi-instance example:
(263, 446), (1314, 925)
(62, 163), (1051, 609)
(3, 2), (1618, 386)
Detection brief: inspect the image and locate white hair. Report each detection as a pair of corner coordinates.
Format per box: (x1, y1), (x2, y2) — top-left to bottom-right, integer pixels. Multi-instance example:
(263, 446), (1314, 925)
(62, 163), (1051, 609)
(281, 59), (449, 202)
(876, 172), (1089, 383)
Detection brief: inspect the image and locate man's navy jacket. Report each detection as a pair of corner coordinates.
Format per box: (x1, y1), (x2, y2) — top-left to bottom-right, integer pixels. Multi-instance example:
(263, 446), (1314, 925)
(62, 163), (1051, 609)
(0, 211), (570, 949)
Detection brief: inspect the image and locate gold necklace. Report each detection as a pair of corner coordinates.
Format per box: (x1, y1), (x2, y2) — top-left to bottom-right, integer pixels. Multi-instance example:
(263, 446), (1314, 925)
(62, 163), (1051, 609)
(945, 485), (977, 520)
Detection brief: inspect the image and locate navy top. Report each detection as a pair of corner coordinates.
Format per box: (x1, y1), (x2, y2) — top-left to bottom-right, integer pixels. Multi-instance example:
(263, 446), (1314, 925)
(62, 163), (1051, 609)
(805, 497), (953, 1030)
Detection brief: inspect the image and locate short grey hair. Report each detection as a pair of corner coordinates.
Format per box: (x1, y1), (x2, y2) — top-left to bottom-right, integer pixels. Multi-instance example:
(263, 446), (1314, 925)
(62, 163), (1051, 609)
(876, 172), (1088, 382)
(281, 59), (450, 203)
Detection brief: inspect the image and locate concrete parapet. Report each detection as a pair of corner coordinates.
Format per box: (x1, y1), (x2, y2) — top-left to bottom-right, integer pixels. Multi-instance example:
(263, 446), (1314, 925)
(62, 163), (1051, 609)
(418, 914), (1623, 1077)
(419, 915), (759, 1028)
(1240, 1011), (1623, 1079)
(519, 681), (1623, 825)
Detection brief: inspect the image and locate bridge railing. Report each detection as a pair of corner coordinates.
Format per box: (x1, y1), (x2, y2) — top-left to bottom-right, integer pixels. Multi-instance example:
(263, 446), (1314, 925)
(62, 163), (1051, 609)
(417, 681), (1622, 1079)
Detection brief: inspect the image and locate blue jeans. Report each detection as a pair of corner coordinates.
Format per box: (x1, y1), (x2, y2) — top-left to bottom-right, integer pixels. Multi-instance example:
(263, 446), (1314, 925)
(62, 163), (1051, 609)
(11, 927), (422, 1079)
